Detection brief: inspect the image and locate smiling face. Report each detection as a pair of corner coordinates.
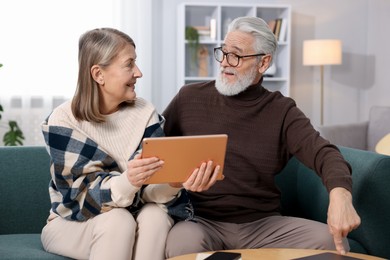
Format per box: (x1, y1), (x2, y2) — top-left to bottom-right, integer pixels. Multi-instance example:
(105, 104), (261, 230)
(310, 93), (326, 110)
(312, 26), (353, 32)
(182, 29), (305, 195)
(215, 30), (270, 96)
(93, 43), (142, 114)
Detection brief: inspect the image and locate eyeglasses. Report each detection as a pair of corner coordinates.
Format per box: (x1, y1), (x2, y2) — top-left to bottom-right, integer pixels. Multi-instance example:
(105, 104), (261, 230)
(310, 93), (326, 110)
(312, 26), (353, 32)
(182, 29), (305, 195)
(213, 47), (265, 67)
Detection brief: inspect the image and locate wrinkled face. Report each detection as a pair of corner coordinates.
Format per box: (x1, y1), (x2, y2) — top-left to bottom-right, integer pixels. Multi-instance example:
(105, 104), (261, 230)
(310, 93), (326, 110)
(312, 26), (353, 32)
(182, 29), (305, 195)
(98, 44), (142, 114)
(215, 31), (262, 96)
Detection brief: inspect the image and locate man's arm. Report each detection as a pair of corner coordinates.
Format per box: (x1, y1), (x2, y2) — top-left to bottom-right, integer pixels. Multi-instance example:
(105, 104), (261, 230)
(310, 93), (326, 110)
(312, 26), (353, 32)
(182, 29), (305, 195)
(327, 187), (361, 255)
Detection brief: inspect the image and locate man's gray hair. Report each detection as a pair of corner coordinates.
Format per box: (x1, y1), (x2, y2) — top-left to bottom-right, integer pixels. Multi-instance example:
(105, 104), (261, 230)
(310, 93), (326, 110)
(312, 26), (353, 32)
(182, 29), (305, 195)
(227, 16), (278, 62)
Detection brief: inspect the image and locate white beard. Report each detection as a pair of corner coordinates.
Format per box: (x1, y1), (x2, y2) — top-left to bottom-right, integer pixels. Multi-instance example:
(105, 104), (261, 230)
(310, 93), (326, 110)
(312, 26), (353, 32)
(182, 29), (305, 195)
(215, 66), (258, 96)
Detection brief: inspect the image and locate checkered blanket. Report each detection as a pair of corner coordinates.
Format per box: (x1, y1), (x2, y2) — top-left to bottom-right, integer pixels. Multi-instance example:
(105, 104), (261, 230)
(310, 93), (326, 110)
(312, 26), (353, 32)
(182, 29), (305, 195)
(41, 115), (165, 221)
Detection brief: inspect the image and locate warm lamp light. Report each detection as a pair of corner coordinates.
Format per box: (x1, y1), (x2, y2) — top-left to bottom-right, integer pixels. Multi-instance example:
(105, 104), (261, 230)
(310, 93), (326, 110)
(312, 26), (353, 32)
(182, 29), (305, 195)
(303, 39), (342, 125)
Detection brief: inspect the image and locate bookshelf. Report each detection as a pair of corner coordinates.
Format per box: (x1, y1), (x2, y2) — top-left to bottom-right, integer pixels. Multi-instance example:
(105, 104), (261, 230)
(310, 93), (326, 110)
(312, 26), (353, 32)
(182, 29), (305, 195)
(177, 3), (291, 96)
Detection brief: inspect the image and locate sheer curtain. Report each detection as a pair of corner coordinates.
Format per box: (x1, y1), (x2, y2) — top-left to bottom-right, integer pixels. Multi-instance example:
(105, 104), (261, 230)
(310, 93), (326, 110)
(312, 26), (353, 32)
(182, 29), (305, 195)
(119, 0), (153, 103)
(0, 0), (152, 145)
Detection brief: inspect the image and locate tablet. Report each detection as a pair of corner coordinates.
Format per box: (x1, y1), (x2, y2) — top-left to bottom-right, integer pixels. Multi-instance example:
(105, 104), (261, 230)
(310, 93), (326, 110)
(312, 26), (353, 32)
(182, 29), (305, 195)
(292, 252), (364, 260)
(204, 252), (241, 260)
(141, 134), (228, 184)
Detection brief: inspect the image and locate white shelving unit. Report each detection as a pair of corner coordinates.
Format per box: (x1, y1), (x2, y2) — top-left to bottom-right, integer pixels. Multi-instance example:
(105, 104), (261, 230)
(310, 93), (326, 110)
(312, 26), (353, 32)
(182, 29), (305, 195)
(177, 3), (291, 96)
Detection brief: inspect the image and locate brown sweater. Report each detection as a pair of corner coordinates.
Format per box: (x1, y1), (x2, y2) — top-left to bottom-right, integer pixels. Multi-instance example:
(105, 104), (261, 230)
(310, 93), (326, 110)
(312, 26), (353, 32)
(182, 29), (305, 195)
(162, 80), (352, 223)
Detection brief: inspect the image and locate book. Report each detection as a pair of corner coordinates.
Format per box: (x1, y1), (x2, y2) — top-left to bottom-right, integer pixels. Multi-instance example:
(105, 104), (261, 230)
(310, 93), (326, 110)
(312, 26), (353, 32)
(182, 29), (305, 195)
(267, 19), (277, 33)
(274, 18), (282, 41)
(279, 18), (288, 42)
(193, 26), (211, 36)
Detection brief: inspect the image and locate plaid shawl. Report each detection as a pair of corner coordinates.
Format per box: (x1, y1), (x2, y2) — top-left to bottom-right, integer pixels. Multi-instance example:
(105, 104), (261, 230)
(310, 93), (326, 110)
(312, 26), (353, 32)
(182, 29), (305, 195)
(42, 114), (165, 221)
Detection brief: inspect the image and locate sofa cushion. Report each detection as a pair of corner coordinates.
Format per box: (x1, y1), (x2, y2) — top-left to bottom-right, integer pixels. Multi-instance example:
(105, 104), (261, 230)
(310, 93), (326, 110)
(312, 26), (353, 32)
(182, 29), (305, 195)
(375, 133), (390, 155)
(318, 122), (368, 150)
(0, 146), (51, 234)
(367, 106), (390, 151)
(0, 234), (71, 259)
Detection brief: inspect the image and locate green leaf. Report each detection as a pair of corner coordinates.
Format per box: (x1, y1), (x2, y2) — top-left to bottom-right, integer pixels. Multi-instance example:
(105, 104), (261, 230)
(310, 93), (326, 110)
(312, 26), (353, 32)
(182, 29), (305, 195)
(185, 26), (200, 67)
(3, 121), (25, 146)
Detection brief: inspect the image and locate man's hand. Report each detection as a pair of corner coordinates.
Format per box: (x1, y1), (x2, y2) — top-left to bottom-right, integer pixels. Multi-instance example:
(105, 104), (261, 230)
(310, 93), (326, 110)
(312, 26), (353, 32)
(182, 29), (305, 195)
(327, 187), (361, 255)
(170, 161), (222, 192)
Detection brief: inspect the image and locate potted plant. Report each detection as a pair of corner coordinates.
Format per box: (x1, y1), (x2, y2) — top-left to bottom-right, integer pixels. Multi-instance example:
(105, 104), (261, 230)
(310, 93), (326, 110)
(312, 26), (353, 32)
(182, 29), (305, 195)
(185, 26), (199, 53)
(0, 63), (25, 146)
(185, 26), (200, 74)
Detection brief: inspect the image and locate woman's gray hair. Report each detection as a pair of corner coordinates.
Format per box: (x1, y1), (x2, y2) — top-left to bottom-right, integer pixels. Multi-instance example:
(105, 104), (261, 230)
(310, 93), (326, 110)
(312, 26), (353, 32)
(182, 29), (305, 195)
(227, 16), (278, 62)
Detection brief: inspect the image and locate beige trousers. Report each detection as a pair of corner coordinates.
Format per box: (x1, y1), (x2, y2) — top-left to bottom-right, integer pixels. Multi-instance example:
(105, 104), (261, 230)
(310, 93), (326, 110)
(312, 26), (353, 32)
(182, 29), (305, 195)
(41, 203), (173, 260)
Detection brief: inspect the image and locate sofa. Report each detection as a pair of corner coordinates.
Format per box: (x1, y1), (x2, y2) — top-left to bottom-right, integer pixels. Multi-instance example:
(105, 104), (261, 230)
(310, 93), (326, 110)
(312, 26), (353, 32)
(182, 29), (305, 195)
(318, 106), (390, 152)
(0, 146), (71, 260)
(1, 146), (389, 259)
(276, 146), (390, 259)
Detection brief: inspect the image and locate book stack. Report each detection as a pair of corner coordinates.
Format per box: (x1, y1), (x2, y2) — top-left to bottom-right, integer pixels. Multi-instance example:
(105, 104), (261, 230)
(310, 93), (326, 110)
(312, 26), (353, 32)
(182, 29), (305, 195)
(193, 26), (212, 40)
(192, 18), (217, 40)
(267, 18), (287, 42)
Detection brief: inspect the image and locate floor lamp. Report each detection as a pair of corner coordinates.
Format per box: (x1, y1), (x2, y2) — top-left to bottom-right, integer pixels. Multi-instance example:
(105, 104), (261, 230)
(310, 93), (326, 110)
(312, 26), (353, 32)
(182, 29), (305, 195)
(303, 39), (342, 125)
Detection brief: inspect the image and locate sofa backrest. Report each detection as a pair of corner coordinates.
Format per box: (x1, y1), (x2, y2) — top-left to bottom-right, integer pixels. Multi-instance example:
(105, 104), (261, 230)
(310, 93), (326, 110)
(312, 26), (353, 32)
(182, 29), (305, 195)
(0, 146), (51, 234)
(276, 146), (390, 259)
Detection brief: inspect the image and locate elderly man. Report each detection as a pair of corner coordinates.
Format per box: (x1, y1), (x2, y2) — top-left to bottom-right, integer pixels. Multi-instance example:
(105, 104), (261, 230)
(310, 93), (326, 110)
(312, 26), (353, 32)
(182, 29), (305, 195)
(163, 16), (360, 258)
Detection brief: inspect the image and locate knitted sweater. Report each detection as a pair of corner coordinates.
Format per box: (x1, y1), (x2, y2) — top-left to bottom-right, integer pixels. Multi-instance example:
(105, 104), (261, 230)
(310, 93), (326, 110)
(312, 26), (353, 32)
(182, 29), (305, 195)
(162, 80), (352, 224)
(42, 98), (181, 221)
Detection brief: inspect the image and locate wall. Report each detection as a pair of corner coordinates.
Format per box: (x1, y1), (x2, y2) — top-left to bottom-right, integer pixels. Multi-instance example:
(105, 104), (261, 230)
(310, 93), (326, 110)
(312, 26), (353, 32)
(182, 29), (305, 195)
(152, 0), (390, 126)
(289, 0), (369, 125)
(364, 0), (390, 120)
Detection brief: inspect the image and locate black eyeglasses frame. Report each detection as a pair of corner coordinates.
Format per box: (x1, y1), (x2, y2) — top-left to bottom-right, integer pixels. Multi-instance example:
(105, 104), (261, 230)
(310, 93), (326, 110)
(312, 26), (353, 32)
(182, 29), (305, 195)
(213, 47), (266, 67)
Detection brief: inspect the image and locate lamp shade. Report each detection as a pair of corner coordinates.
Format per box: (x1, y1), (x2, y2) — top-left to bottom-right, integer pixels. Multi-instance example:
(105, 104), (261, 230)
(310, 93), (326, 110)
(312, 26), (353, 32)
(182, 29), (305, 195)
(303, 39), (342, 66)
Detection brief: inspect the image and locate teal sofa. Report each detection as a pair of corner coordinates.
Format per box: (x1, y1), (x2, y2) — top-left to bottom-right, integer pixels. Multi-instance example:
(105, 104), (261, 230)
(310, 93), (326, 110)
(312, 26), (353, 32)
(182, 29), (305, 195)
(0, 146), (389, 259)
(0, 146), (70, 260)
(276, 146), (390, 259)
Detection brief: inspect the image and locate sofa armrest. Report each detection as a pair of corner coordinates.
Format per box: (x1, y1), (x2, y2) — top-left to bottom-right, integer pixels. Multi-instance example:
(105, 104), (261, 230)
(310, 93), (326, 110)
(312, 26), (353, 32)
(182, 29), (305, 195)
(338, 147), (390, 258)
(277, 146), (390, 258)
(317, 122), (368, 150)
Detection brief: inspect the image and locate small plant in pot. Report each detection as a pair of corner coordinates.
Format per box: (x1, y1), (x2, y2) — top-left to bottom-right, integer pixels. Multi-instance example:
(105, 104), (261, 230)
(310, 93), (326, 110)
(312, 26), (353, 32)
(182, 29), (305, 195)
(185, 26), (200, 73)
(0, 63), (25, 146)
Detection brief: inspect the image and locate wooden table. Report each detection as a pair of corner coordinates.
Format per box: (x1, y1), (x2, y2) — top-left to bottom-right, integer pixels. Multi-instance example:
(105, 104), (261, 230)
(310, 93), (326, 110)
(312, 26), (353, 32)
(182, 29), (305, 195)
(167, 248), (386, 260)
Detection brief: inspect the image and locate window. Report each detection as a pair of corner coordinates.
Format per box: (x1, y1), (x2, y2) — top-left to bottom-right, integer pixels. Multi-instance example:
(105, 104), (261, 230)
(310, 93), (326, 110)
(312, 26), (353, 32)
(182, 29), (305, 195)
(0, 0), (117, 98)
(0, 0), (118, 145)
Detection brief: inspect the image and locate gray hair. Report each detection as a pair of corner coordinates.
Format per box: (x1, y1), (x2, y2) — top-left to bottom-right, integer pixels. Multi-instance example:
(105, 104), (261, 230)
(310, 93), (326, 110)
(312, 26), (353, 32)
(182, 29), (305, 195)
(227, 16), (278, 62)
